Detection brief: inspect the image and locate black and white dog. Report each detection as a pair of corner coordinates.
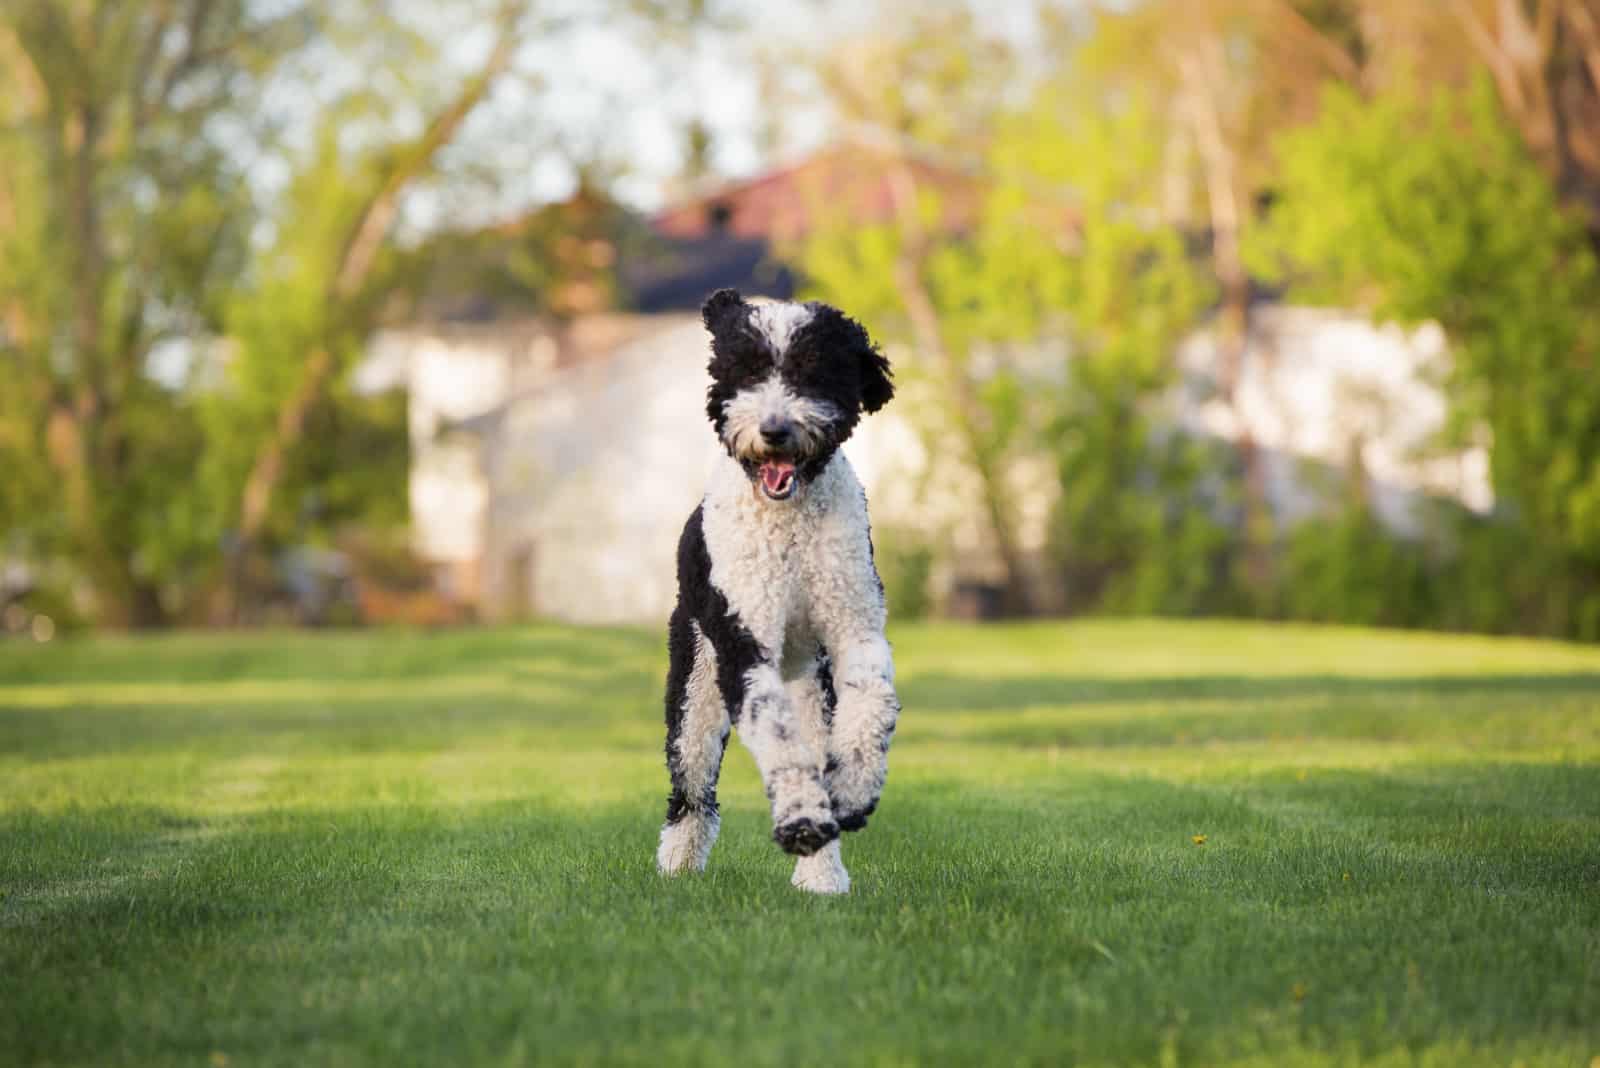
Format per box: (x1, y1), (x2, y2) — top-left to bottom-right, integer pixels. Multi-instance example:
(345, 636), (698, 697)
(656, 289), (901, 895)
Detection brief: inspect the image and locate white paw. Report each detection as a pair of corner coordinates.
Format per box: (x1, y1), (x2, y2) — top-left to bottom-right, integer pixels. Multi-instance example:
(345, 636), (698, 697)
(657, 812), (719, 875)
(791, 840), (850, 895)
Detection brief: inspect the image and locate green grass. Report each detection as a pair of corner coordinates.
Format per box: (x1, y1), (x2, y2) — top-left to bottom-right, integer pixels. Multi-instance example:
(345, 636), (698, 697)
(2, 619), (1598, 1066)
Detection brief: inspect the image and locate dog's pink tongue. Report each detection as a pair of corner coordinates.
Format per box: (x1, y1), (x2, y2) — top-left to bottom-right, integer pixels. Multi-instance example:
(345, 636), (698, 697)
(761, 461), (795, 493)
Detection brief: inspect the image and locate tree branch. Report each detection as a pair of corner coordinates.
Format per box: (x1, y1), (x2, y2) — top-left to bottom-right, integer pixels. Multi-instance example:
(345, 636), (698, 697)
(1453, 0), (1530, 116)
(232, 3), (525, 566)
(1565, 1), (1600, 100)
(883, 160), (1033, 613)
(138, 0), (218, 128)
(332, 4), (521, 300)
(1251, 0), (1360, 82)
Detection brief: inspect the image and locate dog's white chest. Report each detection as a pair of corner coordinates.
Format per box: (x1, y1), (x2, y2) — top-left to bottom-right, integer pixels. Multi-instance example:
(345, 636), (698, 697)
(700, 452), (874, 664)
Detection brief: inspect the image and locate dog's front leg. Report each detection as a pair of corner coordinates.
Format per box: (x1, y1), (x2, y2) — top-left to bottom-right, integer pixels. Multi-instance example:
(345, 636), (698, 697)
(822, 632), (899, 831)
(736, 660), (838, 857)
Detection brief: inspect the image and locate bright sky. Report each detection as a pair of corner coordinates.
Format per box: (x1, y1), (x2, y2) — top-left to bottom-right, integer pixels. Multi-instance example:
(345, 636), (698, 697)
(434, 0), (845, 220)
(245, 0), (1048, 236)
(420, 0), (1044, 221)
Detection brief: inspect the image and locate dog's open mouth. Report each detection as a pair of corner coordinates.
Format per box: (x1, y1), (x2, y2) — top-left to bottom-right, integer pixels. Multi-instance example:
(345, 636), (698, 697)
(758, 460), (797, 500)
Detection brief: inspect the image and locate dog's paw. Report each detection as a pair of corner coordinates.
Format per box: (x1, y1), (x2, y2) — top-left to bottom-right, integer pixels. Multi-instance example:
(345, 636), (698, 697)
(791, 840), (850, 894)
(831, 797), (877, 833)
(824, 757), (884, 833)
(656, 812), (719, 874)
(772, 815), (840, 857)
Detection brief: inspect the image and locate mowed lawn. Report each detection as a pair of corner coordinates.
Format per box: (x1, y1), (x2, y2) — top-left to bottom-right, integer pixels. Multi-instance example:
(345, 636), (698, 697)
(2, 621), (1598, 1067)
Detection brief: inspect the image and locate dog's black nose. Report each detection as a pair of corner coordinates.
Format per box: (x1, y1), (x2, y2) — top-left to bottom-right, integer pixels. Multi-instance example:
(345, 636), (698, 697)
(760, 419), (793, 447)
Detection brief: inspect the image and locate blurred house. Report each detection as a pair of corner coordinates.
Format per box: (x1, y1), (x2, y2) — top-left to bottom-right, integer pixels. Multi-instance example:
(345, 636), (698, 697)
(362, 151), (960, 622)
(366, 149), (1490, 623)
(1175, 310), (1491, 535)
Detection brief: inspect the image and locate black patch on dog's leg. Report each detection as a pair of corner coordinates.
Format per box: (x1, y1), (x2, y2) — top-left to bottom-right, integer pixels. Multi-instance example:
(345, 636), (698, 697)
(772, 815), (840, 856)
(663, 603), (692, 819)
(662, 502), (763, 831)
(673, 506), (765, 723)
(815, 645), (837, 726)
(834, 800), (876, 833)
(663, 506), (759, 827)
(662, 602), (693, 824)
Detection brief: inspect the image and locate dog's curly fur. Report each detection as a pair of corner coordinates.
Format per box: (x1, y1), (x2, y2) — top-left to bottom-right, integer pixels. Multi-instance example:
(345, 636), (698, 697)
(656, 290), (901, 894)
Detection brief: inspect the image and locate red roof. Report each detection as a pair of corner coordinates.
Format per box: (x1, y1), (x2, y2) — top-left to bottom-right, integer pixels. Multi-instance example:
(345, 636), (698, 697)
(652, 147), (983, 243)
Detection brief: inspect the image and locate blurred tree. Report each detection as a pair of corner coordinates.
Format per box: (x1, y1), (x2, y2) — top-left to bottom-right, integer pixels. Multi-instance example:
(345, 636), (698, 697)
(1251, 79), (1600, 636)
(412, 176), (639, 322)
(800, 8), (1035, 611)
(207, 1), (525, 620)
(2, 0), (708, 626)
(1281, 1), (1600, 236)
(1445, 0), (1600, 235)
(986, 77), (1221, 615)
(0, 1), (311, 625)
(208, 0), (714, 620)
(800, 7), (1216, 614)
(1081, 0), (1370, 601)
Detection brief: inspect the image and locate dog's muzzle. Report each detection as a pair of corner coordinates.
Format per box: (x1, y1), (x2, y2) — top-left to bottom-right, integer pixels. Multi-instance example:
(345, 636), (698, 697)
(754, 418), (799, 500)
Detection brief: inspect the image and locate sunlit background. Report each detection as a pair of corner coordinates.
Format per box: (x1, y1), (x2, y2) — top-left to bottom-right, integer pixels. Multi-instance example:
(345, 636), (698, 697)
(4, 0), (1599, 639)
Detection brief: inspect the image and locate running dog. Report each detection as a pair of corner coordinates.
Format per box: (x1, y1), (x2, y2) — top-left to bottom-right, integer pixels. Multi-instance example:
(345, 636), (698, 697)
(655, 288), (900, 895)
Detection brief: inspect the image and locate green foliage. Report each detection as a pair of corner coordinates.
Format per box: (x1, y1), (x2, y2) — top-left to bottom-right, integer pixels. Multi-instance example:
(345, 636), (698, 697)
(1055, 429), (1241, 617)
(417, 182), (639, 319)
(0, 2), (306, 623)
(0, 2), (545, 623)
(799, 68), (1219, 617)
(1279, 506), (1433, 629)
(1252, 78), (1600, 639)
(800, 28), (1600, 640)
(997, 87), (1225, 615)
(202, 126), (408, 551)
(873, 527), (935, 621)
(1431, 509), (1600, 641)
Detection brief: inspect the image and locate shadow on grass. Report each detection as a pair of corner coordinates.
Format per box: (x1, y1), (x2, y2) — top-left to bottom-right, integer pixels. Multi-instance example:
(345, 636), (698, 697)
(900, 672), (1600, 714)
(9, 667), (1598, 762)
(0, 625), (665, 686)
(0, 661), (664, 761)
(3, 761), (1597, 1064)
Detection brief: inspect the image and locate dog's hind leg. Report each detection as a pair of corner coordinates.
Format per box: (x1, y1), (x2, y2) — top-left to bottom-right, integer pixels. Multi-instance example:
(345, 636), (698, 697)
(658, 613), (730, 875)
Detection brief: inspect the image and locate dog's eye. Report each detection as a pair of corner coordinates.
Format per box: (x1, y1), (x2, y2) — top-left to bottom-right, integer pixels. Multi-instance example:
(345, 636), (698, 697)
(781, 350), (842, 392)
(710, 347), (774, 388)
(710, 363), (760, 392)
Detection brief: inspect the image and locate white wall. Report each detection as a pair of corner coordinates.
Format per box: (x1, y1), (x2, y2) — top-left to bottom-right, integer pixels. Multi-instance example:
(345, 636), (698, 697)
(368, 325), (560, 570)
(480, 316), (713, 622)
(383, 303), (1489, 623)
(1176, 307), (1492, 533)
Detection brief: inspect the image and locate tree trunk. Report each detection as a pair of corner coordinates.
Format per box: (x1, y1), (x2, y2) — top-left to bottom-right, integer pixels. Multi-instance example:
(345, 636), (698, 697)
(1177, 41), (1275, 597)
(1454, 0), (1600, 233)
(884, 164), (1033, 615)
(224, 11), (522, 620)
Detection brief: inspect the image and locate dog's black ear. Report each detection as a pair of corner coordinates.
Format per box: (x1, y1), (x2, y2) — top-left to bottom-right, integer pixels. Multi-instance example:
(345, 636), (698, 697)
(855, 323), (894, 413)
(701, 289), (748, 334)
(800, 302), (895, 414)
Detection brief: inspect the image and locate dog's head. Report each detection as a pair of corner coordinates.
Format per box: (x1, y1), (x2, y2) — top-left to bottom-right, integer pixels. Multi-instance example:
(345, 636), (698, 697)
(702, 289), (893, 502)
